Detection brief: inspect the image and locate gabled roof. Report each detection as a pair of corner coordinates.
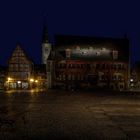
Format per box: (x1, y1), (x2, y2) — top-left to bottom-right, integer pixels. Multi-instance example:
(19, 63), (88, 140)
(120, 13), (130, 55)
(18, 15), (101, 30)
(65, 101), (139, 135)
(8, 44), (33, 64)
(42, 24), (49, 43)
(54, 35), (129, 61)
(54, 34), (129, 46)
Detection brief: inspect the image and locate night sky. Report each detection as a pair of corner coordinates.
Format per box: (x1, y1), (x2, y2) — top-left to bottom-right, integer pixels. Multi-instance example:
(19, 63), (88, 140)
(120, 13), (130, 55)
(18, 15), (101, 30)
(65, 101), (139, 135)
(0, 0), (139, 66)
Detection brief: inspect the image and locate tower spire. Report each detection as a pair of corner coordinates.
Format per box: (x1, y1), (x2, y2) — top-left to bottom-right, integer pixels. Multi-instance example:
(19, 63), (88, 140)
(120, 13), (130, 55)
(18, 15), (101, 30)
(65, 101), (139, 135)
(42, 21), (49, 43)
(42, 17), (52, 64)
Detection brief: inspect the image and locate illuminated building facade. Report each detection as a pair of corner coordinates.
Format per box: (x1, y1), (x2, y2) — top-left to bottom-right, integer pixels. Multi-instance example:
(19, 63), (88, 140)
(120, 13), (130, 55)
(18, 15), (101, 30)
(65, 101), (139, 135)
(34, 64), (47, 89)
(46, 35), (130, 90)
(42, 25), (52, 64)
(6, 44), (34, 90)
(130, 62), (140, 89)
(0, 66), (7, 90)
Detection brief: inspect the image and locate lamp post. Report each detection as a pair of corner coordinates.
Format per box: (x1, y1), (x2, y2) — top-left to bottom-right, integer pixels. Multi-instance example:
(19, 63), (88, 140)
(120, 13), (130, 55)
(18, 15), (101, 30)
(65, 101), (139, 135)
(7, 77), (12, 90)
(130, 78), (134, 90)
(35, 80), (38, 89)
(30, 78), (34, 89)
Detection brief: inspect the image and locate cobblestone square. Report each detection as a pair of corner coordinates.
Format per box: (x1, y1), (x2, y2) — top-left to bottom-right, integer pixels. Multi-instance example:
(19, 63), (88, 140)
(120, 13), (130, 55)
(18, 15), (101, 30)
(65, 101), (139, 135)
(1, 90), (140, 139)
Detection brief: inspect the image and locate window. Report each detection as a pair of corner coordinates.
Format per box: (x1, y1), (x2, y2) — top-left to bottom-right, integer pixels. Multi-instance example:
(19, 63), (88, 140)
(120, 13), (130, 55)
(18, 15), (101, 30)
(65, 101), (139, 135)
(87, 64), (90, 69)
(113, 64), (117, 70)
(68, 64), (73, 68)
(66, 49), (71, 58)
(120, 85), (124, 89)
(76, 46), (80, 51)
(72, 75), (75, 80)
(77, 64), (80, 68)
(96, 64), (100, 69)
(63, 75), (65, 81)
(15, 64), (18, 71)
(112, 50), (118, 60)
(102, 64), (105, 69)
(63, 64), (66, 68)
(59, 75), (62, 80)
(59, 63), (66, 69)
(101, 75), (106, 80)
(68, 74), (71, 80)
(118, 75), (123, 81)
(96, 51), (101, 56)
(81, 75), (83, 80)
(77, 74), (80, 80)
(122, 64), (125, 69)
(113, 75), (117, 80)
(9, 64), (13, 71)
(57, 63), (60, 68)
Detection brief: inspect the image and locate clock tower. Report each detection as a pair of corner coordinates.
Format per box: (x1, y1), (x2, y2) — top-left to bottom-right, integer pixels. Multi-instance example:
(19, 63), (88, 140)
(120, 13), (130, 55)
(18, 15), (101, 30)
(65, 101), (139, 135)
(42, 24), (52, 64)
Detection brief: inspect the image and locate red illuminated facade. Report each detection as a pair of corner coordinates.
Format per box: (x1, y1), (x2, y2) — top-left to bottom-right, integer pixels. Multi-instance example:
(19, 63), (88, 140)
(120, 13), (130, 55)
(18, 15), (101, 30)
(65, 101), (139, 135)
(45, 35), (130, 90)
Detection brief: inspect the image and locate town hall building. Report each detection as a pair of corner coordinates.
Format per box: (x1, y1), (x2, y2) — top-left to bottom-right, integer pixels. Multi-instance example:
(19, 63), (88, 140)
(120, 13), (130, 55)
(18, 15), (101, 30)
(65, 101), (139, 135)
(42, 26), (130, 90)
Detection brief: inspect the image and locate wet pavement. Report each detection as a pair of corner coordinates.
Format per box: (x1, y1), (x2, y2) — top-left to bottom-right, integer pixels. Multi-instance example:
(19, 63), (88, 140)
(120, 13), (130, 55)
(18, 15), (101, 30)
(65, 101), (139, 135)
(1, 90), (140, 139)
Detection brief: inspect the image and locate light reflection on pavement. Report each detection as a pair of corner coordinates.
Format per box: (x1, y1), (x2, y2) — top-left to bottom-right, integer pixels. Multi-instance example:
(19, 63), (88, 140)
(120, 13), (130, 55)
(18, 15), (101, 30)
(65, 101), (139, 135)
(0, 90), (140, 139)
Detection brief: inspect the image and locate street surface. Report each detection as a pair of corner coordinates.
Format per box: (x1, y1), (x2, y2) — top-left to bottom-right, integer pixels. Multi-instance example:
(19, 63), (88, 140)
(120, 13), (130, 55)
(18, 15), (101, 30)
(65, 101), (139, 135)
(0, 90), (140, 139)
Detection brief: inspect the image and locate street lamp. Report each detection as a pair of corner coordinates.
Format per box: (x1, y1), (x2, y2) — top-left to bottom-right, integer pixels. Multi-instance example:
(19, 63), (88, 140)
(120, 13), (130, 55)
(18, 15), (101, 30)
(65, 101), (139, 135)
(30, 78), (34, 82)
(130, 78), (134, 90)
(130, 79), (134, 82)
(17, 81), (21, 84)
(8, 77), (12, 81)
(7, 77), (12, 90)
(29, 78), (34, 89)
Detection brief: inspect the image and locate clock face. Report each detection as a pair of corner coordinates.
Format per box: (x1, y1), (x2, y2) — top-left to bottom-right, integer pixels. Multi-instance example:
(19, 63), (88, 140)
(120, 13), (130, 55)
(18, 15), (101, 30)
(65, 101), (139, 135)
(45, 47), (49, 52)
(42, 45), (51, 64)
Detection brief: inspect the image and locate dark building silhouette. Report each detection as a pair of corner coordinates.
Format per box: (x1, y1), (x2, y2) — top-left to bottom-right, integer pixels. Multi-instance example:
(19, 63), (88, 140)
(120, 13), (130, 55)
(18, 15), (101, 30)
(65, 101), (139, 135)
(130, 61), (140, 89)
(44, 34), (130, 90)
(0, 66), (7, 90)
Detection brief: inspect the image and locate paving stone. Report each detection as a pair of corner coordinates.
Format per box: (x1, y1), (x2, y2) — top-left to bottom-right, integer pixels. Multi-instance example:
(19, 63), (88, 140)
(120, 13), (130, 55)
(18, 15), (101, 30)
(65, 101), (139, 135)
(1, 90), (140, 139)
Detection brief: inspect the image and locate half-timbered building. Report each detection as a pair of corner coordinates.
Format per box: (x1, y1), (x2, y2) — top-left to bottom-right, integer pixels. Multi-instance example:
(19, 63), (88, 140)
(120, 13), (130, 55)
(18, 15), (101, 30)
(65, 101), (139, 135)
(6, 44), (33, 90)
